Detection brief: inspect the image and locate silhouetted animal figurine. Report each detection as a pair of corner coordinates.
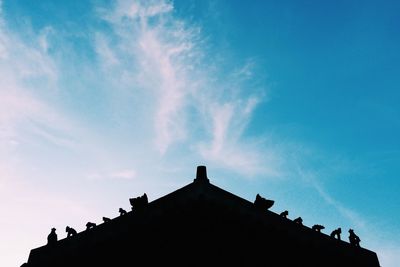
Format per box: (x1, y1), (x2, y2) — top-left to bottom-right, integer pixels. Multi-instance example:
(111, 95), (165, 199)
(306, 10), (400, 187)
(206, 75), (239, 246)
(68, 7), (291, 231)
(330, 227), (342, 240)
(312, 224), (325, 232)
(65, 226), (77, 237)
(254, 194), (274, 211)
(280, 210), (289, 218)
(47, 228), (57, 245)
(129, 193), (148, 211)
(103, 217), (111, 223)
(293, 217), (303, 225)
(348, 229), (361, 247)
(86, 222), (96, 230)
(119, 208), (127, 216)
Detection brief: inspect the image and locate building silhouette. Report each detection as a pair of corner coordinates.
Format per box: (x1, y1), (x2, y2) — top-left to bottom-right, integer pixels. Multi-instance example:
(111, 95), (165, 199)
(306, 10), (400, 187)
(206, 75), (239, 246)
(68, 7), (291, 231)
(22, 166), (380, 266)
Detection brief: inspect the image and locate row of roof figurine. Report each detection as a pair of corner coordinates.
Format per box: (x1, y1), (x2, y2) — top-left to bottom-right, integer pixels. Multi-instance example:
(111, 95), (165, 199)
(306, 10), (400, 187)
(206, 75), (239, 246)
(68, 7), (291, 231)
(254, 194), (361, 247)
(47, 193), (360, 248)
(47, 194), (148, 245)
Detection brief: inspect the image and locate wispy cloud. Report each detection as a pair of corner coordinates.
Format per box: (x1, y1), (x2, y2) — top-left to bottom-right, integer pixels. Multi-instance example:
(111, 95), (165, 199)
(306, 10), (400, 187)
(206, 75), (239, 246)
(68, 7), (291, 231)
(294, 163), (368, 231)
(95, 0), (278, 177)
(111, 169), (137, 179)
(290, 158), (400, 266)
(197, 98), (281, 177)
(95, 33), (120, 68)
(88, 168), (137, 181)
(38, 26), (55, 53)
(97, 0), (196, 154)
(0, 5), (64, 152)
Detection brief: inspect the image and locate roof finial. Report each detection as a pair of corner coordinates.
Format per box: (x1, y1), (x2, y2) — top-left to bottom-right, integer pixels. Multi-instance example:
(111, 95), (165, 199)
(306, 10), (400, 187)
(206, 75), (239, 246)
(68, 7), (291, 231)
(194, 165), (209, 183)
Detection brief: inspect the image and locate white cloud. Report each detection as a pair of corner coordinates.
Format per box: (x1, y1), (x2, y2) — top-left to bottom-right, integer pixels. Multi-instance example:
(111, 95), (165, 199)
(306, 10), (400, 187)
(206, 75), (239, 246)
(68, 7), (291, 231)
(197, 99), (280, 177)
(138, 27), (188, 153)
(0, 15), (71, 158)
(294, 164), (368, 231)
(95, 0), (277, 177)
(232, 59), (256, 81)
(95, 33), (119, 68)
(292, 161), (400, 267)
(88, 169), (137, 181)
(110, 169), (137, 179)
(314, 182), (367, 230)
(38, 26), (54, 53)
(0, 15), (58, 138)
(101, 0), (173, 22)
(96, 0), (196, 154)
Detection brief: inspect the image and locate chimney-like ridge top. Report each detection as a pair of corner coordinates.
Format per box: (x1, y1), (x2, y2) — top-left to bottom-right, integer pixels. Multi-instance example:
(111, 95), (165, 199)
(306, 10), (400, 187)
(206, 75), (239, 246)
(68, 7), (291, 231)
(194, 165), (209, 183)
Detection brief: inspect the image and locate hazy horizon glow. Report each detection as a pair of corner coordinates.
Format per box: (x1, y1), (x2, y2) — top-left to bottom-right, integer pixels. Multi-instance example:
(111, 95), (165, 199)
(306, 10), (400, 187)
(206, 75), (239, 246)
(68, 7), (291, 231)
(0, 1), (399, 266)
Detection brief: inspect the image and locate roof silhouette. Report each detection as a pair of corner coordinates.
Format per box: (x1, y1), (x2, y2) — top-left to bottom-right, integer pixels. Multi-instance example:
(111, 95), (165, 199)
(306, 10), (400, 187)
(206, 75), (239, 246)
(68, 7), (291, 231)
(22, 166), (380, 267)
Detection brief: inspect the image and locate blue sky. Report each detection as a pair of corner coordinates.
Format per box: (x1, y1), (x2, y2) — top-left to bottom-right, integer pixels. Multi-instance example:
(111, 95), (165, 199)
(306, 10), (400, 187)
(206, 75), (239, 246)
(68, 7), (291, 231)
(0, 0), (399, 266)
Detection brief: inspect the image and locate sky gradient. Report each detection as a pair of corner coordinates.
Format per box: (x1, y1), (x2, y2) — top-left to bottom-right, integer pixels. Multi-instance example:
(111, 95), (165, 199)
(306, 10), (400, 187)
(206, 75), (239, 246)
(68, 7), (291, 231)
(0, 1), (399, 266)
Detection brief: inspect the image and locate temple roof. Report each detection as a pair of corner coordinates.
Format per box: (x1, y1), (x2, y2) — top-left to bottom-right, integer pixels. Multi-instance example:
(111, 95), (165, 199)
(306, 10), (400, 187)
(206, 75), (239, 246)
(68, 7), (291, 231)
(23, 166), (380, 267)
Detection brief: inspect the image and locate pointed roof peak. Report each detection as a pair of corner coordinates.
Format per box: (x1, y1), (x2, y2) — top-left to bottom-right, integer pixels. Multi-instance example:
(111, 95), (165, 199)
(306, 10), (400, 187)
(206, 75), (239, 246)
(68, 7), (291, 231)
(194, 165), (209, 183)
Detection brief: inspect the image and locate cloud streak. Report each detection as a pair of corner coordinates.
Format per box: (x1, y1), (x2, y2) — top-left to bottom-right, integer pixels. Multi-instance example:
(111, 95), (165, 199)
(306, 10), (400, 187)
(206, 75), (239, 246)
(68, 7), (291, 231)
(95, 0), (277, 176)
(197, 98), (281, 177)
(294, 161), (368, 231)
